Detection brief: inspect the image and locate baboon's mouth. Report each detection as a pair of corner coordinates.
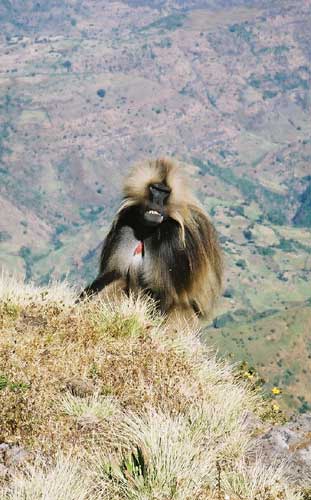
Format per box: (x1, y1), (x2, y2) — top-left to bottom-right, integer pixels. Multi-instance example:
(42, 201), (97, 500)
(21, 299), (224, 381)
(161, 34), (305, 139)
(144, 209), (164, 224)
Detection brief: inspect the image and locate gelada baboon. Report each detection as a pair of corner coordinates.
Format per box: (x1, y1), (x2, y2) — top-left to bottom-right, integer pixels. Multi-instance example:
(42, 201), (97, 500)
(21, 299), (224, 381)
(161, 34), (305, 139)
(81, 158), (223, 324)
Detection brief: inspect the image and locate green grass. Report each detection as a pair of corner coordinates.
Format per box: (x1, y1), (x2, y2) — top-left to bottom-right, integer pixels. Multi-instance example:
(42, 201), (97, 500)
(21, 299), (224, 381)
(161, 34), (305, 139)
(205, 302), (311, 412)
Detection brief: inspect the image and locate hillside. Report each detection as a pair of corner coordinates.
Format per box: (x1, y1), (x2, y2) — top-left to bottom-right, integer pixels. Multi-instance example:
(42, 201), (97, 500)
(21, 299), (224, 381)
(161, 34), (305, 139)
(0, 0), (310, 410)
(0, 273), (310, 499)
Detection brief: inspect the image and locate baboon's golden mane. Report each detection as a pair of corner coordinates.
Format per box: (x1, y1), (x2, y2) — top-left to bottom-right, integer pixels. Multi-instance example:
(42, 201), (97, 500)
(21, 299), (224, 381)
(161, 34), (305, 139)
(123, 157), (195, 205)
(122, 158), (200, 240)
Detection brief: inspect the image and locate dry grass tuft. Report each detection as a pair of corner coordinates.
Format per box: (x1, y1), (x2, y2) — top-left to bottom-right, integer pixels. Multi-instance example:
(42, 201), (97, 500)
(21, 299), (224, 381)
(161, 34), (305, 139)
(0, 274), (305, 499)
(0, 269), (76, 308)
(0, 455), (94, 500)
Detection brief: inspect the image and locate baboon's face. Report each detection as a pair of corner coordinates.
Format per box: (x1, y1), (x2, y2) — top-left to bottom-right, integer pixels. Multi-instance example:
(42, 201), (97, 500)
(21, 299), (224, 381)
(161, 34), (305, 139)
(143, 182), (171, 226)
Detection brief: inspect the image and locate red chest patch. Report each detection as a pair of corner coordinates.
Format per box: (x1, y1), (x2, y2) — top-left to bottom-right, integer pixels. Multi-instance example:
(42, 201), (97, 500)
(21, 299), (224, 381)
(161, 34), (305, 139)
(133, 241), (144, 256)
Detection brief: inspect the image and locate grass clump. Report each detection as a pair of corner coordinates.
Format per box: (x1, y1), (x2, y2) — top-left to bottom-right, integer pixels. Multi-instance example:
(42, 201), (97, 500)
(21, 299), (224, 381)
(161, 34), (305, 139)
(0, 456), (93, 500)
(61, 392), (119, 425)
(0, 272), (307, 499)
(93, 410), (216, 499)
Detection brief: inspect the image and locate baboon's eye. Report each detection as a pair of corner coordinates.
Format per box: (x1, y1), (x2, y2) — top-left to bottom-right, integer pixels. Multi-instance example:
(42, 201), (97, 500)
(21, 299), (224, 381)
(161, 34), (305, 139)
(150, 182), (171, 194)
(149, 183), (171, 204)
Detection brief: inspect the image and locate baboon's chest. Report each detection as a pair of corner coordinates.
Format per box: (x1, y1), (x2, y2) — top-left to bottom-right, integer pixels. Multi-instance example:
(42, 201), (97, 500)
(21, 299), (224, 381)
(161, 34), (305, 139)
(117, 227), (160, 284)
(129, 240), (145, 269)
(114, 227), (146, 273)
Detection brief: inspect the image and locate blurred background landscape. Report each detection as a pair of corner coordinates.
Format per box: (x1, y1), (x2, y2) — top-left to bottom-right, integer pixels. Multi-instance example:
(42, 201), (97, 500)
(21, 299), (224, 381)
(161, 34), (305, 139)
(0, 0), (310, 413)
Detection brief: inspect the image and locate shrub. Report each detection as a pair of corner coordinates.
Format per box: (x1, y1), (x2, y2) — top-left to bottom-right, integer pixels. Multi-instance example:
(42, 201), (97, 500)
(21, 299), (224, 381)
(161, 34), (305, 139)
(97, 88), (106, 98)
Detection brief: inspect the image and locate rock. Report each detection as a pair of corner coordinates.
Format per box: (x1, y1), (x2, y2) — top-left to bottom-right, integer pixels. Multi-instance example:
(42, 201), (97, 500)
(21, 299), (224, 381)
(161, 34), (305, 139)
(256, 413), (311, 486)
(65, 377), (96, 397)
(0, 443), (30, 477)
(0, 463), (8, 478)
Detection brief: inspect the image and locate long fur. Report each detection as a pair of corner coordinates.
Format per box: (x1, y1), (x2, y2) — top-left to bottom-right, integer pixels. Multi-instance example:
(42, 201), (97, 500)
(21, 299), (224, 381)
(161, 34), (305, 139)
(85, 158), (223, 322)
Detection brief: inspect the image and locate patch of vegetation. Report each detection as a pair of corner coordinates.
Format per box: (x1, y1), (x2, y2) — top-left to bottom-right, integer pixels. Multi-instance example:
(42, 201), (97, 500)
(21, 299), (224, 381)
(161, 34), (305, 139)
(219, 149), (236, 159)
(231, 205), (244, 216)
(62, 60), (72, 71)
(18, 246), (47, 281)
(302, 489), (311, 500)
(97, 88), (106, 98)
(293, 181), (311, 227)
(243, 228), (253, 241)
(274, 71), (309, 91)
(0, 230), (11, 242)
(229, 23), (253, 44)
(0, 300), (21, 325)
(79, 205), (104, 223)
(0, 374), (30, 392)
(266, 209), (286, 225)
(223, 288), (234, 298)
(248, 70), (310, 93)
(0, 121), (12, 162)
(248, 75), (261, 89)
(257, 45), (289, 56)
(297, 396), (311, 414)
(93, 308), (144, 339)
(19, 246), (33, 281)
(179, 83), (195, 98)
(236, 259), (247, 269)
(51, 223), (69, 250)
(155, 37), (172, 48)
(56, 158), (69, 175)
(263, 90), (278, 99)
(274, 45), (290, 55)
(277, 238), (296, 252)
(256, 246), (275, 257)
(213, 312), (234, 328)
(141, 13), (186, 32)
(193, 158), (288, 225)
(55, 223), (69, 237)
(38, 270), (54, 286)
(206, 91), (217, 107)
(252, 309), (279, 321)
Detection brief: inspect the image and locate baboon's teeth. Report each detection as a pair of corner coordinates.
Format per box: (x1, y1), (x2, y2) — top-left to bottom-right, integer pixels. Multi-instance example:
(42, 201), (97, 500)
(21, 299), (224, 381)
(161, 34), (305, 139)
(146, 210), (161, 216)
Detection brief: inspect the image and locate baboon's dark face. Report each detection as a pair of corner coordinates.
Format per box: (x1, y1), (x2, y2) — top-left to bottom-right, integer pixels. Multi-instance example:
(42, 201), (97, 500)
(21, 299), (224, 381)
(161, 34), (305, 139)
(143, 182), (171, 226)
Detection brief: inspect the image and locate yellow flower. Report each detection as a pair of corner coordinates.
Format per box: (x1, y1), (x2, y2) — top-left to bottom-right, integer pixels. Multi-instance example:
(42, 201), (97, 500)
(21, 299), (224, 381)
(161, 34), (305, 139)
(271, 387), (281, 395)
(272, 403), (280, 412)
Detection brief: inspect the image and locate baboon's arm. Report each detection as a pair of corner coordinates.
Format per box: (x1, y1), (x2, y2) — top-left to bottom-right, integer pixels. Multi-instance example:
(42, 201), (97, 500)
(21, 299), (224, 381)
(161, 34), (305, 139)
(79, 270), (121, 300)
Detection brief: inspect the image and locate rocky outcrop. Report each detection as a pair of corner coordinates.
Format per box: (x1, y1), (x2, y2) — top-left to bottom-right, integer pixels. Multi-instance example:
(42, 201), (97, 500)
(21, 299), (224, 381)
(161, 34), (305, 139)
(258, 414), (311, 486)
